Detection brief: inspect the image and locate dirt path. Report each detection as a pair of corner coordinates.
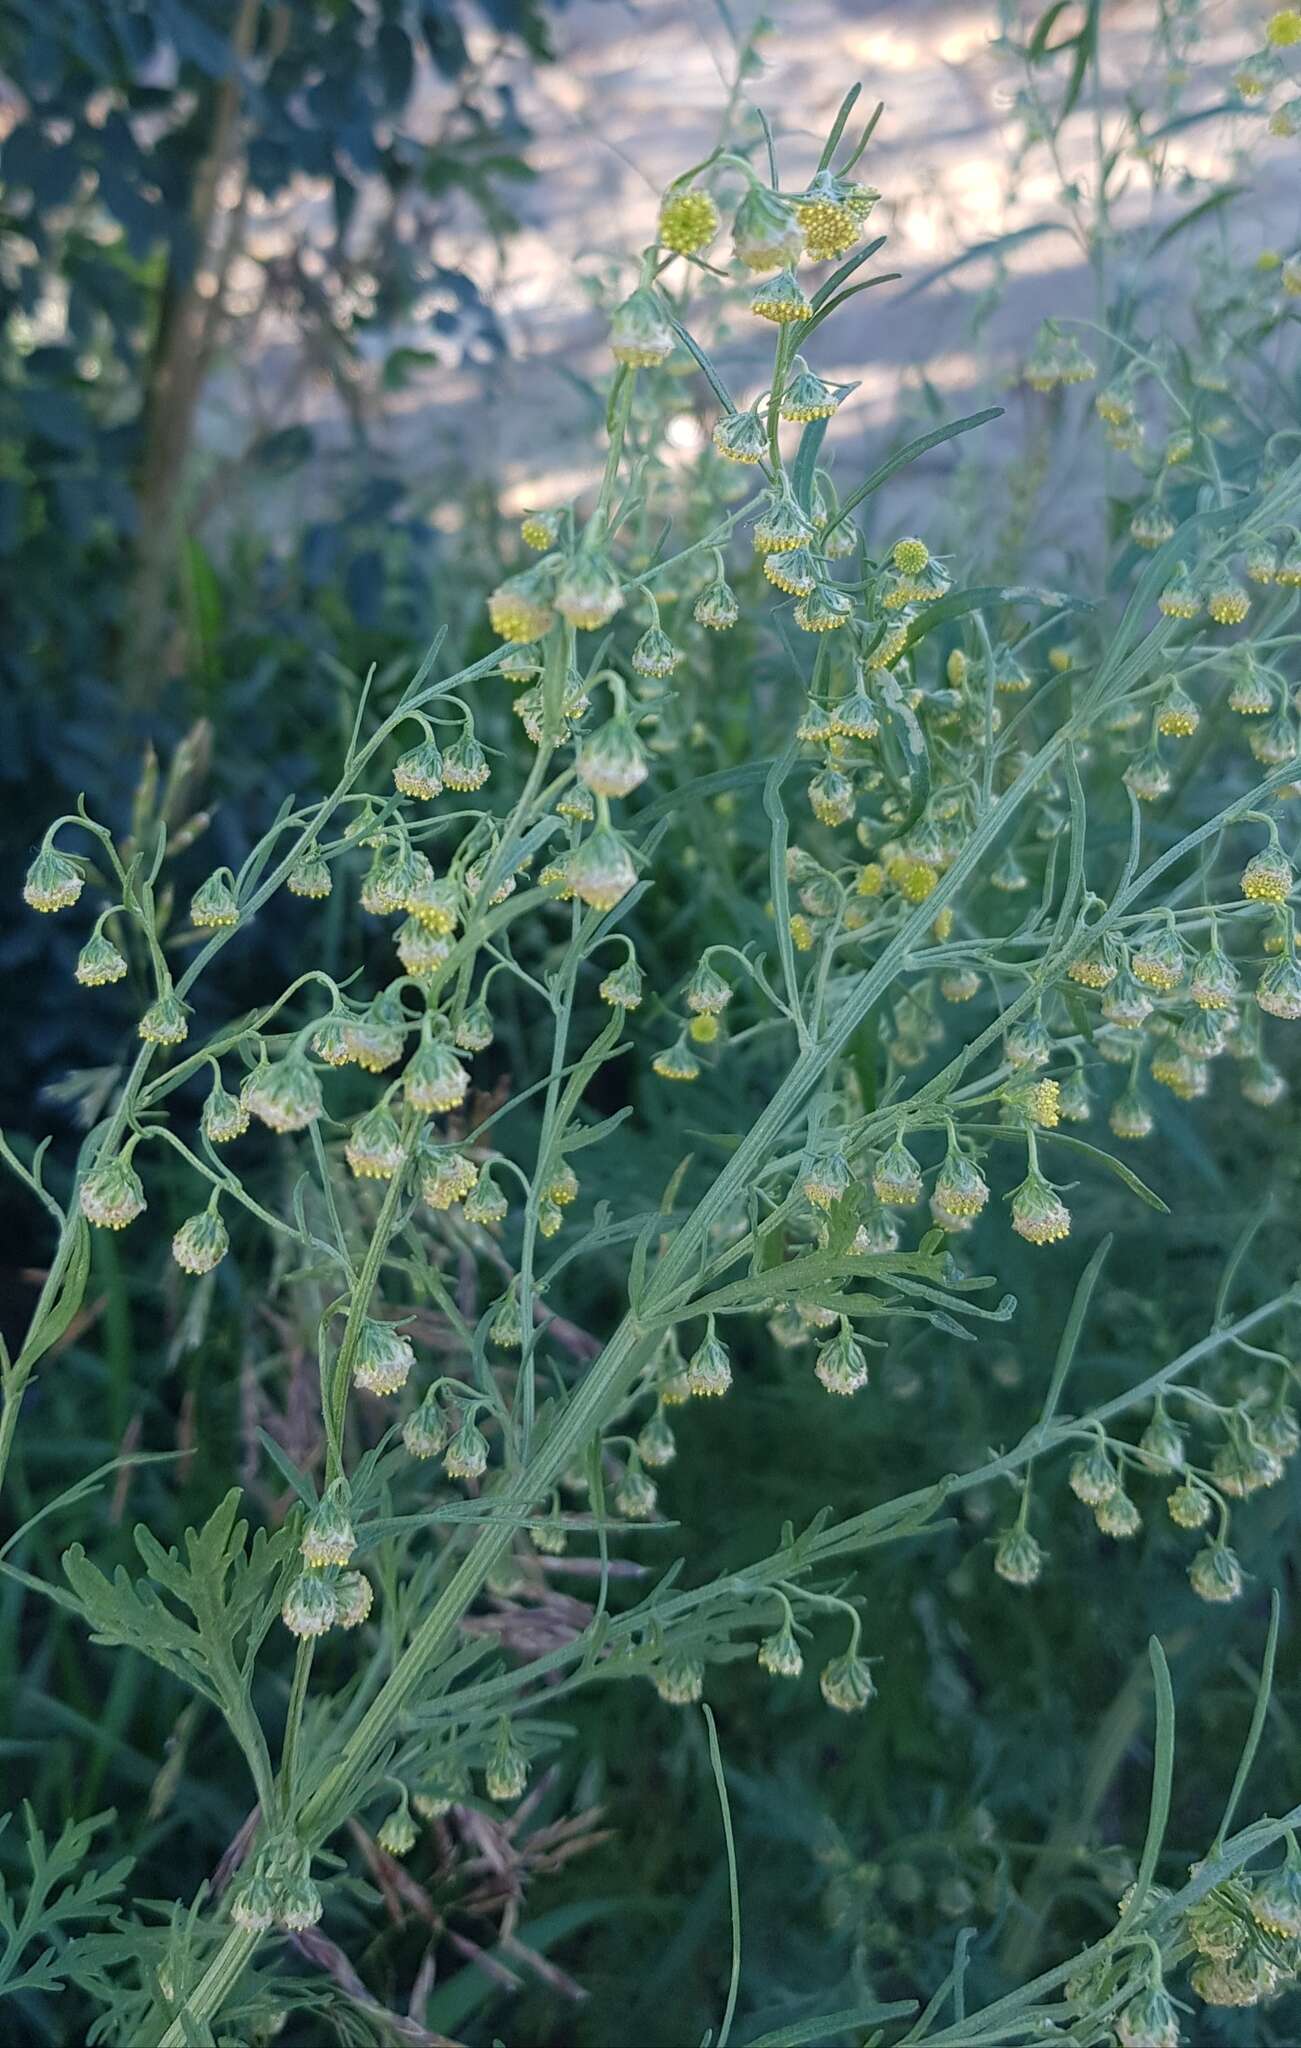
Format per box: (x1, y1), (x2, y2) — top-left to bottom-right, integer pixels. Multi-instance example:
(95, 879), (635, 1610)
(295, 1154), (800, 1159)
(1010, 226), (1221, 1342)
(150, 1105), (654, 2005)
(240, 2), (1288, 551)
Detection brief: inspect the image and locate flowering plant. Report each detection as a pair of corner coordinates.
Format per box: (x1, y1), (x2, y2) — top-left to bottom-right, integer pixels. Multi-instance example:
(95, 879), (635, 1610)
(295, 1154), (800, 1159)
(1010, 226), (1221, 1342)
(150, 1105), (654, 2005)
(8, 13), (1301, 2043)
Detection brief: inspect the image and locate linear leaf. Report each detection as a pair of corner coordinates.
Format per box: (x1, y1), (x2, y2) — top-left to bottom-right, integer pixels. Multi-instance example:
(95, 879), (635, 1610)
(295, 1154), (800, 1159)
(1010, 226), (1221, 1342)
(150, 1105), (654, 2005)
(741, 1999), (918, 2047)
(1119, 1637), (1176, 1925)
(825, 409), (1004, 536)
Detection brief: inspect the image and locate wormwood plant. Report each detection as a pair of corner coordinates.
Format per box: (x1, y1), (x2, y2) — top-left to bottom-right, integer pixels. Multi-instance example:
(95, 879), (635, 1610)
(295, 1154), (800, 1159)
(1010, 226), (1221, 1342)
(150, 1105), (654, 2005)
(8, 31), (1301, 2045)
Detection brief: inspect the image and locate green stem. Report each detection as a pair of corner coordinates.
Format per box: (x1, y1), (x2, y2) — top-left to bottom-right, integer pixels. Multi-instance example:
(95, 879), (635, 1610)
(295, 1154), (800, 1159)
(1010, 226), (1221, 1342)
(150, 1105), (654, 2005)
(321, 1118), (422, 1485)
(156, 1928), (259, 2048)
(278, 1638), (316, 1823)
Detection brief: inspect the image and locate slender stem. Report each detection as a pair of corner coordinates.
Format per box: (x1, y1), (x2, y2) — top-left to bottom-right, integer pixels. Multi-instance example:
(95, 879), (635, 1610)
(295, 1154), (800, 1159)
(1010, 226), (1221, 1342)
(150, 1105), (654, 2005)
(156, 1928), (259, 2048)
(278, 1638), (316, 1822)
(321, 1118), (422, 1485)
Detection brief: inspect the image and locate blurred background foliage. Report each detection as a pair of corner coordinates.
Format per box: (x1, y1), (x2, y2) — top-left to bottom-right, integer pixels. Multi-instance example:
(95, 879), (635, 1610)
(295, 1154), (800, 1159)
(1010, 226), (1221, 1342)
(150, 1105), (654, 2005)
(4, 4), (1301, 2046)
(0, 0), (554, 1131)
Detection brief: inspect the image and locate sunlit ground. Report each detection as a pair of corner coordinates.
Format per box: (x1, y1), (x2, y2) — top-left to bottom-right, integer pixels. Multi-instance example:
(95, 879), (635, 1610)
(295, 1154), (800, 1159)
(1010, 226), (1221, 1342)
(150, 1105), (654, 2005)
(207, 0), (1287, 537)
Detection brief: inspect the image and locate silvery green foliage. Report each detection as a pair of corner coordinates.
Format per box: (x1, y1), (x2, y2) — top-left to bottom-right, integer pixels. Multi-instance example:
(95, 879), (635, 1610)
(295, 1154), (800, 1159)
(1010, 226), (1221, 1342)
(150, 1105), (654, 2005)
(6, 6), (1301, 2042)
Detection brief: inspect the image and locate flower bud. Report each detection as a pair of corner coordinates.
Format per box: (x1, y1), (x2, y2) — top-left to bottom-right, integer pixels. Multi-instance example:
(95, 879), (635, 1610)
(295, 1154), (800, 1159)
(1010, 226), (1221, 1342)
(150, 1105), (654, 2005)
(1243, 841), (1295, 905)
(1251, 1861), (1301, 1938)
(732, 183), (803, 270)
(658, 185), (719, 256)
(653, 1654), (705, 1705)
(1095, 1487), (1141, 1538)
(819, 1650), (876, 1713)
(303, 1017), (351, 1074)
(615, 1463), (658, 1520)
(831, 687), (880, 740)
(684, 960), (731, 1016)
(139, 992), (189, 1045)
(445, 1413), (489, 1481)
(934, 1150), (990, 1218)
(652, 1036), (701, 1082)
(24, 847), (83, 913)
(871, 1137), (923, 1207)
(421, 1150), (477, 1210)
(568, 825), (638, 911)
(353, 1319), (415, 1396)
(994, 1525), (1043, 1586)
(403, 1037), (469, 1114)
(711, 408), (768, 464)
(610, 286), (674, 367)
(637, 1411), (676, 1468)
(485, 1715), (529, 1801)
(1165, 1481), (1211, 1530)
(600, 956), (644, 1009)
(1123, 746), (1171, 803)
(579, 719), (649, 798)
(80, 1155), (146, 1230)
(302, 1482), (356, 1569)
(1253, 1400), (1300, 1460)
(287, 853), (332, 899)
(795, 171), (872, 260)
(1109, 1085), (1154, 1141)
(802, 1149), (852, 1210)
(1130, 502), (1176, 548)
(1157, 563), (1202, 619)
(631, 624), (681, 680)
(554, 551), (623, 631)
(1187, 1881), (1252, 1961)
(245, 1051), (324, 1134)
(1057, 1070), (1091, 1122)
(520, 509), (560, 551)
(750, 268), (812, 324)
(809, 764), (855, 826)
(403, 1392), (448, 1460)
(1154, 681), (1200, 738)
(1244, 537), (1279, 582)
(274, 1866), (323, 1931)
(1115, 1984), (1179, 2048)
(413, 1758), (470, 1819)
(75, 933), (128, 987)
(814, 1322), (870, 1396)
(754, 491), (815, 554)
(337, 1572), (373, 1628)
(172, 1209), (229, 1275)
(282, 1571), (337, 1638)
(464, 1164), (508, 1227)
(1207, 578), (1250, 626)
(757, 1620), (803, 1677)
(687, 1323), (732, 1397)
(490, 1290), (523, 1348)
(1138, 1407), (1185, 1473)
(442, 733), (490, 792)
(488, 567), (556, 643)
(780, 363), (841, 422)
(1069, 1443), (1118, 1505)
(694, 575), (739, 628)
(795, 586), (854, 634)
(345, 1105), (405, 1180)
(189, 872), (239, 929)
(202, 1075), (250, 1144)
(765, 547), (817, 597)
(1131, 926), (1186, 993)
(229, 1867), (277, 1933)
(377, 1804), (417, 1858)
(1188, 1540), (1245, 1603)
(394, 740), (444, 800)
(1256, 954), (1301, 1020)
